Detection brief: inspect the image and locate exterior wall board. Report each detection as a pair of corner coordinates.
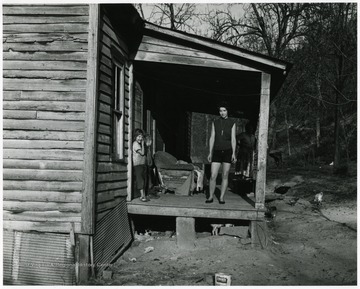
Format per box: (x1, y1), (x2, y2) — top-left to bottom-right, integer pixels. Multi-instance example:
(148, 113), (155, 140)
(3, 4), (89, 234)
(95, 9), (131, 220)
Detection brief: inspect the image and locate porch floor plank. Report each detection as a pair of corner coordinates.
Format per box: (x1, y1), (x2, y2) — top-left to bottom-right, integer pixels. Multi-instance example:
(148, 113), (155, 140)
(127, 191), (265, 221)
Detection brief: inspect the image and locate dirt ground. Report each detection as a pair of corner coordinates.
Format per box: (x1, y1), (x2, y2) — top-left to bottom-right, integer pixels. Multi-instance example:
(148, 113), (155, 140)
(91, 162), (357, 286)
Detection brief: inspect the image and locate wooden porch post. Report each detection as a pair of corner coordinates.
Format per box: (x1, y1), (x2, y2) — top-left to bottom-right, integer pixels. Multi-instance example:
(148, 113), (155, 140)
(127, 63), (134, 201)
(82, 4), (99, 234)
(255, 72), (271, 209)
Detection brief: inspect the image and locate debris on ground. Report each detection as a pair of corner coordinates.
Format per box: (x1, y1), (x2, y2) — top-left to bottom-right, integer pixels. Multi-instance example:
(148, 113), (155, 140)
(314, 192), (323, 206)
(144, 246), (154, 254)
(287, 197), (299, 206)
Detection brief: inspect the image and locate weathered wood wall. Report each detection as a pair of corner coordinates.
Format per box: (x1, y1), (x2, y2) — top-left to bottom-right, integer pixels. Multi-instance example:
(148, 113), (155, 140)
(95, 9), (131, 222)
(136, 35), (260, 72)
(3, 5), (90, 233)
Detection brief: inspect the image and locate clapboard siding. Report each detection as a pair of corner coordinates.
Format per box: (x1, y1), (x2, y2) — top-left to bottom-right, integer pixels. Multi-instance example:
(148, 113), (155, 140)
(2, 4), (89, 234)
(95, 9), (131, 221)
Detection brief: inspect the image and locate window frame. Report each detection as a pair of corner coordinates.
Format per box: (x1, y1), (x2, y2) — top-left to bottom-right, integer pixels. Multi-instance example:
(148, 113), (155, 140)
(111, 50), (126, 162)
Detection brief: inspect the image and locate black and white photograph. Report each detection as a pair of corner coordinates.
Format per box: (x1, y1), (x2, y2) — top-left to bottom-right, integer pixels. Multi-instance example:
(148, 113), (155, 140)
(2, 2), (357, 286)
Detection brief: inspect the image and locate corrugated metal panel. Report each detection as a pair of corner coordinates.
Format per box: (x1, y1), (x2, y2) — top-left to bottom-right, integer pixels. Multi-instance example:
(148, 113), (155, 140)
(93, 197), (132, 275)
(3, 230), (14, 285)
(3, 230), (75, 285)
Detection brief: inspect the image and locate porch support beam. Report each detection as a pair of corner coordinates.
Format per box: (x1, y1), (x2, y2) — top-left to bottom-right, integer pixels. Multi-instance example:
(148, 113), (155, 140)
(81, 4), (99, 234)
(127, 63), (134, 201)
(255, 72), (271, 209)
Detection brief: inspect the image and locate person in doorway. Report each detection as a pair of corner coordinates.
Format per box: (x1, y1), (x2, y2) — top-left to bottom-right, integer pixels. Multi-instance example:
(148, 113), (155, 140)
(207, 102), (236, 204)
(235, 122), (256, 178)
(132, 129), (149, 202)
(143, 133), (160, 199)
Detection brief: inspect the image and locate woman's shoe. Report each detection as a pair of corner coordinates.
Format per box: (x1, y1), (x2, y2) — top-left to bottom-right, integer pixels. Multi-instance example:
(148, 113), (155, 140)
(219, 200), (225, 204)
(205, 198), (213, 203)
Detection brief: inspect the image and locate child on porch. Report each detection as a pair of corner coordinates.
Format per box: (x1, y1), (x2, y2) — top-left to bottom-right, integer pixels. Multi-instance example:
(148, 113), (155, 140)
(132, 129), (149, 202)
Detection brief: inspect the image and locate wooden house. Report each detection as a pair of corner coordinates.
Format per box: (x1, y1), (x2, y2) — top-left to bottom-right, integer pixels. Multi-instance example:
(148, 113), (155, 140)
(3, 3), (291, 285)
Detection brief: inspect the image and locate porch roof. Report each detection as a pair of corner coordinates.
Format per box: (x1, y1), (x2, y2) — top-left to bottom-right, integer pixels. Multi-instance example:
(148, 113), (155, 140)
(133, 21), (292, 120)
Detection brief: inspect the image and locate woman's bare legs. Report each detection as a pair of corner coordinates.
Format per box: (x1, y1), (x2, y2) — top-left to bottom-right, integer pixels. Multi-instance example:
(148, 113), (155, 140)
(220, 162), (231, 202)
(208, 162), (221, 200)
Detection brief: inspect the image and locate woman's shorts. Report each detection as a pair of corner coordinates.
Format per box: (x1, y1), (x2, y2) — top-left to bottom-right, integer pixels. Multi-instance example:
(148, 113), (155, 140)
(212, 149), (232, 163)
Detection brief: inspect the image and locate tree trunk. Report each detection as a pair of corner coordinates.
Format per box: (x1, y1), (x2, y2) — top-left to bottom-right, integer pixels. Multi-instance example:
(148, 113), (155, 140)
(169, 4), (175, 30)
(268, 102), (277, 150)
(315, 71), (322, 148)
(285, 112), (291, 156)
(333, 92), (341, 171)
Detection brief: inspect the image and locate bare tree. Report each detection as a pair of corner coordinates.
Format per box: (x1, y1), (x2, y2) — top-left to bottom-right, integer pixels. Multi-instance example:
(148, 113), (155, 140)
(137, 4), (201, 33)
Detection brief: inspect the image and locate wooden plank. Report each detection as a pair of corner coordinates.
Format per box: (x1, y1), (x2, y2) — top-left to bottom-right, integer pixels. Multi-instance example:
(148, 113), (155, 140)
(3, 220), (81, 233)
(3, 139), (84, 149)
(145, 22), (288, 70)
(3, 32), (88, 43)
(3, 180), (83, 191)
(99, 73), (112, 86)
(3, 41), (88, 52)
(3, 23), (89, 33)
(3, 190), (82, 203)
(98, 124), (111, 135)
(96, 162), (127, 173)
(3, 79), (87, 91)
(3, 110), (37, 119)
(96, 182), (127, 192)
(3, 159), (83, 170)
(3, 5), (89, 15)
(3, 60), (87, 71)
(255, 73), (271, 209)
(3, 101), (85, 111)
(3, 51), (87, 61)
(99, 91), (112, 105)
(3, 130), (85, 141)
(99, 63), (112, 78)
(97, 134), (111, 145)
(127, 204), (263, 220)
(3, 70), (87, 80)
(3, 211), (81, 222)
(98, 112), (111, 124)
(3, 168), (83, 181)
(138, 40), (259, 72)
(3, 90), (85, 101)
(4, 201), (82, 212)
(81, 4), (98, 235)
(96, 190), (115, 203)
(99, 81), (112, 96)
(136, 50), (260, 71)
(101, 19), (128, 54)
(78, 234), (90, 284)
(4, 149), (84, 160)
(3, 119), (85, 131)
(127, 63), (134, 201)
(100, 53), (112, 69)
(98, 102), (111, 114)
(97, 144), (110, 154)
(36, 111), (85, 121)
(3, 15), (89, 24)
(96, 198), (121, 213)
(97, 154), (110, 162)
(96, 172), (127, 183)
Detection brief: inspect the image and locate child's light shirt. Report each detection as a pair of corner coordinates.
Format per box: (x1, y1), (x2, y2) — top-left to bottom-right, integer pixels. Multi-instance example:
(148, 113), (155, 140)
(132, 141), (146, 166)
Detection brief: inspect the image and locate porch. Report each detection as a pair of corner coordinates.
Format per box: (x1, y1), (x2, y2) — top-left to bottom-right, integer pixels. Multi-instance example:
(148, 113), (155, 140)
(127, 185), (266, 248)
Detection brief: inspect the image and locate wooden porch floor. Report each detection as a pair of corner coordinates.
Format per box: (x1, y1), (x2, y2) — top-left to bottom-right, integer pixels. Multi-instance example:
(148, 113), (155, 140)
(127, 190), (265, 221)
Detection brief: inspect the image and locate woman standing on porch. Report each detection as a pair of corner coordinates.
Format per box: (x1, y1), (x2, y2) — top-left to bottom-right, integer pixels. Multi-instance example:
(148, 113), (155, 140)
(207, 102), (236, 204)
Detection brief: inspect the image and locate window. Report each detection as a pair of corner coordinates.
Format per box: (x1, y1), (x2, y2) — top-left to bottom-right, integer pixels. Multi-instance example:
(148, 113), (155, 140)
(113, 59), (125, 161)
